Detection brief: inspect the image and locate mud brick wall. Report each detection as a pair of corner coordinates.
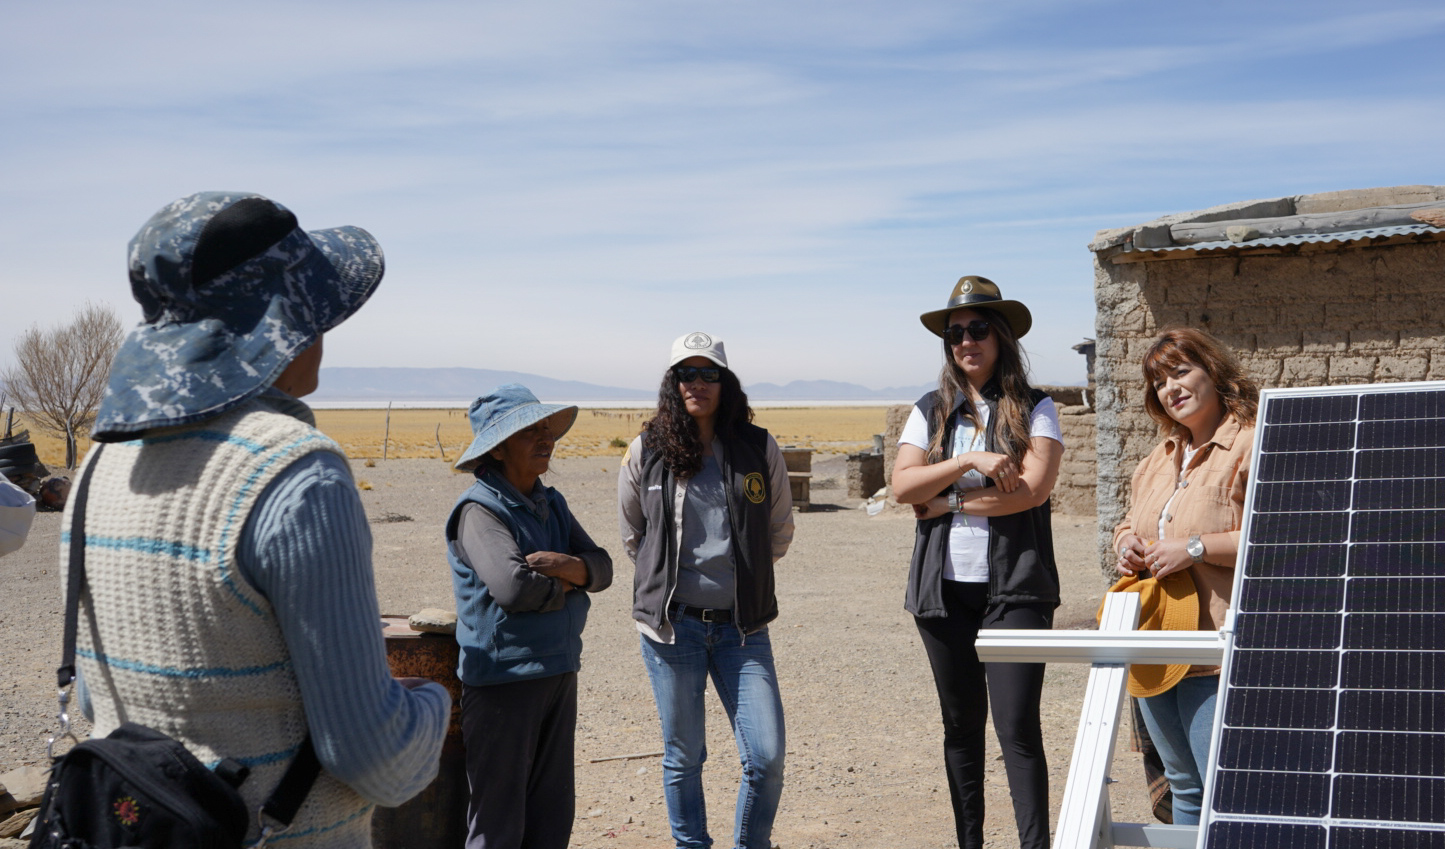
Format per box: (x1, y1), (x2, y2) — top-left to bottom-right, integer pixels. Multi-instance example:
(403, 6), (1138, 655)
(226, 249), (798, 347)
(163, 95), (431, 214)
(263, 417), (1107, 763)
(1051, 404), (1096, 515)
(1092, 237), (1445, 578)
(846, 452), (885, 499)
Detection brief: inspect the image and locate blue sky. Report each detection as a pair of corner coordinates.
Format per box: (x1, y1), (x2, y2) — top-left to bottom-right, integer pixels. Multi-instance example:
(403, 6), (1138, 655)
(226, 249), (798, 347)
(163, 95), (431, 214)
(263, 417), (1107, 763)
(3, 0), (1443, 394)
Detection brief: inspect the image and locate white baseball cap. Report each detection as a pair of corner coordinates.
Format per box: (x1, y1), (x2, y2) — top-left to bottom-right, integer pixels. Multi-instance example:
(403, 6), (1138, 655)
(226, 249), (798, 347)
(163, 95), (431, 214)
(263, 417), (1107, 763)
(668, 331), (728, 368)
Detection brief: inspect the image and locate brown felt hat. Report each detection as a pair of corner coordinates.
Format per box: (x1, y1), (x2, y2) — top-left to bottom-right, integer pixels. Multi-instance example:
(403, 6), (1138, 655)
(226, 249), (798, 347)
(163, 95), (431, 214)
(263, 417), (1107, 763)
(919, 275), (1033, 339)
(1098, 570), (1200, 698)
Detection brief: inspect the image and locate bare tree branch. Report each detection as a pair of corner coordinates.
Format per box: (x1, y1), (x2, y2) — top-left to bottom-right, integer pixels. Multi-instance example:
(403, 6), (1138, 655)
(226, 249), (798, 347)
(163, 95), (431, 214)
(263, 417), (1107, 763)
(1, 302), (124, 467)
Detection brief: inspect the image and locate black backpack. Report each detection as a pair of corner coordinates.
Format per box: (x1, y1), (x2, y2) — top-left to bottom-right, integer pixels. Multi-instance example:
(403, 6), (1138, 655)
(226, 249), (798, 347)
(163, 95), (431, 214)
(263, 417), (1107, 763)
(30, 446), (320, 848)
(30, 723), (252, 848)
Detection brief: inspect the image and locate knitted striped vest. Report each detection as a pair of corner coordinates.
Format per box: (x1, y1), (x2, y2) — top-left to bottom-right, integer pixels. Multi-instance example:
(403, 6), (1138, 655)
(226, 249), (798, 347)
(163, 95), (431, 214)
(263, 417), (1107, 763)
(63, 400), (373, 848)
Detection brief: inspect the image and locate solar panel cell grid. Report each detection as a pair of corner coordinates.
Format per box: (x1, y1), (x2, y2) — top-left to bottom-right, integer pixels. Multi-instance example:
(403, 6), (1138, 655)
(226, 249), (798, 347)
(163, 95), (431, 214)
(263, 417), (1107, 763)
(1256, 450), (1354, 482)
(1204, 384), (1445, 847)
(1354, 479), (1445, 510)
(1245, 545), (1347, 578)
(1333, 827), (1445, 849)
(1254, 480), (1353, 512)
(1229, 649), (1337, 687)
(1356, 447), (1445, 479)
(1237, 576), (1344, 612)
(1340, 652), (1445, 690)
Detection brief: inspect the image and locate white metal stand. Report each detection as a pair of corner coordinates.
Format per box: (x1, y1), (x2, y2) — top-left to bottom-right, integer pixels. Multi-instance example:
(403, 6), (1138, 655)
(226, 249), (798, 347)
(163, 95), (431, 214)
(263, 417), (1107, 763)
(974, 593), (1226, 849)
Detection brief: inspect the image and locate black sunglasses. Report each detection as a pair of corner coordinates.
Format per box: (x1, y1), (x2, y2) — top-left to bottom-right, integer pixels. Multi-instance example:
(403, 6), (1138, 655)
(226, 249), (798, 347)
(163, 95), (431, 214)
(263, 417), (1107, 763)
(943, 320), (991, 345)
(674, 365), (723, 384)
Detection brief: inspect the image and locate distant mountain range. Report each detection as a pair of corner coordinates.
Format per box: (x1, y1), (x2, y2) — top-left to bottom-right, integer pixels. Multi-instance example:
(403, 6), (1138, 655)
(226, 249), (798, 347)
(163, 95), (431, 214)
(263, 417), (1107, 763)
(311, 367), (935, 403)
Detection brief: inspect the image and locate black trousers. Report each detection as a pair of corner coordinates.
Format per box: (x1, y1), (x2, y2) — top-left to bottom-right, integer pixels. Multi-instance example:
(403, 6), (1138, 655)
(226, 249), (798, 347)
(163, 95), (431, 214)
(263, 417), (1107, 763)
(914, 580), (1054, 849)
(461, 672), (578, 849)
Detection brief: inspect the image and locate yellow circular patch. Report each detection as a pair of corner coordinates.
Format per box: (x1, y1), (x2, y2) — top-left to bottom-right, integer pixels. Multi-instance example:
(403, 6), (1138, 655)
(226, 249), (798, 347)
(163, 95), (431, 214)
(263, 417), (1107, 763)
(743, 472), (766, 504)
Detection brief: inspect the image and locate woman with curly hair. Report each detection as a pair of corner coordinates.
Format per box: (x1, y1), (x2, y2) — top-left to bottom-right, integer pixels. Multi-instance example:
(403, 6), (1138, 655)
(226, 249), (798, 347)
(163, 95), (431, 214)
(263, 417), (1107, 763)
(892, 276), (1064, 849)
(618, 331), (794, 849)
(1111, 327), (1258, 826)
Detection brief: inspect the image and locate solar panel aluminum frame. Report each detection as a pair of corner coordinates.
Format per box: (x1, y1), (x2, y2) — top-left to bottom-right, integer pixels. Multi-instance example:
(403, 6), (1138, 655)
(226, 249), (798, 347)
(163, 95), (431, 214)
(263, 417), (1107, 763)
(1199, 380), (1445, 848)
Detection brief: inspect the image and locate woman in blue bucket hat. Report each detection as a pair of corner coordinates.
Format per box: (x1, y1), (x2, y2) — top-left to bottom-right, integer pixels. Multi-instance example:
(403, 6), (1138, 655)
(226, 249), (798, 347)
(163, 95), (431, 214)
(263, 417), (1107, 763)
(66, 192), (451, 847)
(446, 383), (613, 849)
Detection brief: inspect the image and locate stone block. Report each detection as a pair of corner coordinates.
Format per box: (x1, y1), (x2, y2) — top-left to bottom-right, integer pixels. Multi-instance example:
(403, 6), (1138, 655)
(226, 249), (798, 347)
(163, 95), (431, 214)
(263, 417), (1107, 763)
(1294, 185), (1445, 215)
(1281, 356), (1329, 385)
(1301, 331), (1347, 354)
(1090, 227), (1134, 251)
(0, 767), (45, 814)
(409, 608), (457, 635)
(1153, 307), (1192, 328)
(1329, 356), (1377, 381)
(1375, 355), (1429, 382)
(1165, 283), (1211, 306)
(1324, 301), (1377, 329)
(1133, 224), (1174, 249)
(1278, 302), (1324, 326)
(1220, 304), (1278, 329)
(1348, 329), (1400, 352)
(1239, 354), (1284, 386)
(1038, 386), (1085, 406)
(1400, 333), (1445, 351)
(846, 452), (885, 500)
(1213, 332), (1256, 354)
(1377, 298), (1426, 327)
(1256, 330), (1303, 353)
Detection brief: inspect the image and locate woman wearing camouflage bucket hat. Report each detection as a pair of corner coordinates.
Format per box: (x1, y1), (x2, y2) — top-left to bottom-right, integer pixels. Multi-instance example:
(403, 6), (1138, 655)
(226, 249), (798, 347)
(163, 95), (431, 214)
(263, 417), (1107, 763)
(445, 383), (612, 849)
(891, 275), (1064, 849)
(618, 332), (794, 849)
(65, 192), (450, 847)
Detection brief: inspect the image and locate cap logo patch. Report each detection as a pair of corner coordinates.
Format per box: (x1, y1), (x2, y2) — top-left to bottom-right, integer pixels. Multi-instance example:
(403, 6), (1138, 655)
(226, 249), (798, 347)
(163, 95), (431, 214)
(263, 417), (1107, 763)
(960, 280), (974, 294)
(684, 333), (713, 350)
(743, 472), (767, 504)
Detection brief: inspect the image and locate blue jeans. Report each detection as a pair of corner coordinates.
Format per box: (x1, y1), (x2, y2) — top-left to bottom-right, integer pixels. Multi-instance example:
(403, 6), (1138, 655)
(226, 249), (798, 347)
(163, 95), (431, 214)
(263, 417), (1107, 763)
(640, 618), (786, 849)
(1137, 675), (1220, 826)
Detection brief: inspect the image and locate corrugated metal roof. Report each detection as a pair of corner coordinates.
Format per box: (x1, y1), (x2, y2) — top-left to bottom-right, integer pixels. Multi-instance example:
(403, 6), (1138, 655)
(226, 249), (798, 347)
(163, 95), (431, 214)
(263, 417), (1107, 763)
(1140, 223), (1445, 253)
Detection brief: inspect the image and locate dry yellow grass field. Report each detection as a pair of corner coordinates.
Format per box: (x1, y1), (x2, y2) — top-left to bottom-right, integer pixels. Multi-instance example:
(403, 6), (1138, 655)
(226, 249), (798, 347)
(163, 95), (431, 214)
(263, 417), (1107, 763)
(16, 407), (890, 468)
(314, 406), (888, 461)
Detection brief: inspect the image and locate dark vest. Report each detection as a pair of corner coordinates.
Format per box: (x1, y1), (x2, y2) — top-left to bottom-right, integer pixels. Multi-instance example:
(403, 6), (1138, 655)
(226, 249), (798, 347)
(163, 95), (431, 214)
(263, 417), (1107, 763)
(905, 383), (1060, 617)
(633, 424), (778, 634)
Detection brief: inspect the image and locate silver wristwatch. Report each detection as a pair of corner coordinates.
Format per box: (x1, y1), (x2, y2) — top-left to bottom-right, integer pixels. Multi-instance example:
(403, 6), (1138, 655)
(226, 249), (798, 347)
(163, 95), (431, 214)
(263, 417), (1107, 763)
(1186, 534), (1205, 562)
(947, 490), (962, 512)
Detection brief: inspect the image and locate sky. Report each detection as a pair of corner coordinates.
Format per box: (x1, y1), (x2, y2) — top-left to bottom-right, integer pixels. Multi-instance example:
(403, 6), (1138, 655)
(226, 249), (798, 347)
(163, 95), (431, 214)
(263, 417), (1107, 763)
(3, 0), (1443, 395)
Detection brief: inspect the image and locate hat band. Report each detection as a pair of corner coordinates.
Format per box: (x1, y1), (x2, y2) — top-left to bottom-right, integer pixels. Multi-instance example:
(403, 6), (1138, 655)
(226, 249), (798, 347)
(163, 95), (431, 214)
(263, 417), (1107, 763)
(946, 292), (1003, 310)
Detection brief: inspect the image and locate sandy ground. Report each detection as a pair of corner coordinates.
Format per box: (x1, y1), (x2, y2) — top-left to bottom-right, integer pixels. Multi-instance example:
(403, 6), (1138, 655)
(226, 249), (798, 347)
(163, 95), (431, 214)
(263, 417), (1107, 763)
(0, 454), (1157, 848)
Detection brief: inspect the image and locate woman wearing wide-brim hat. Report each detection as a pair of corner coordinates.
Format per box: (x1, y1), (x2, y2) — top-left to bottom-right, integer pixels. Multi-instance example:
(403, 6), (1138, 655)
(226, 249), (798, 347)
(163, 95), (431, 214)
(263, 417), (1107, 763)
(68, 192), (450, 847)
(446, 383), (613, 849)
(891, 275), (1064, 849)
(1109, 328), (1257, 826)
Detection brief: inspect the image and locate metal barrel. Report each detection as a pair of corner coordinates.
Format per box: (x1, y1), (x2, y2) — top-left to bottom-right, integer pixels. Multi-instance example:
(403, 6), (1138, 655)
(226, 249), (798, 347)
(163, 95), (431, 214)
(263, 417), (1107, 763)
(371, 616), (466, 849)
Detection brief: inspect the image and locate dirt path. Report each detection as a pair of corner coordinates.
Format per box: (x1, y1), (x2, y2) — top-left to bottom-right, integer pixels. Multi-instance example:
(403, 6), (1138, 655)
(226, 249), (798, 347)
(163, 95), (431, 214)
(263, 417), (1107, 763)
(1, 454), (1157, 848)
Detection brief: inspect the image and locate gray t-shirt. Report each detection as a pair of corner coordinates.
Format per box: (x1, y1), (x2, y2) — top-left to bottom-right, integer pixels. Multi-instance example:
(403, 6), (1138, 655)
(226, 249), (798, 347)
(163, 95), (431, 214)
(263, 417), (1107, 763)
(674, 455), (735, 609)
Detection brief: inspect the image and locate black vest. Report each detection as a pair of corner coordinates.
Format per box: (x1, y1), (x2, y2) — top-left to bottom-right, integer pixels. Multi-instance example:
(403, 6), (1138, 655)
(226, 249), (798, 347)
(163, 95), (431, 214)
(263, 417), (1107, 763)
(633, 424), (778, 634)
(905, 383), (1060, 617)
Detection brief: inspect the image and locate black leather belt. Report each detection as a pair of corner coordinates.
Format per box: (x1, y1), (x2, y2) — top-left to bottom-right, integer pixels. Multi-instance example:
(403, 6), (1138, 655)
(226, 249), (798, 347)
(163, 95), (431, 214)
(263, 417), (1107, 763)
(670, 602), (733, 623)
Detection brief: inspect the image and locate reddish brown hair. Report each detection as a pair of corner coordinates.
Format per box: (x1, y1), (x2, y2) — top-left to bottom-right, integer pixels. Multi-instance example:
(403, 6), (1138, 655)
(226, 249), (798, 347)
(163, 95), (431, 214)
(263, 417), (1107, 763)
(1141, 328), (1259, 433)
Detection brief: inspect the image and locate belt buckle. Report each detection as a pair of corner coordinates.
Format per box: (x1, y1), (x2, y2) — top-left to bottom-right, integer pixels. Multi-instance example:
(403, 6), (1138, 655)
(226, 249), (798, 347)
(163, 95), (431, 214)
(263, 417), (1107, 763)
(699, 607), (720, 623)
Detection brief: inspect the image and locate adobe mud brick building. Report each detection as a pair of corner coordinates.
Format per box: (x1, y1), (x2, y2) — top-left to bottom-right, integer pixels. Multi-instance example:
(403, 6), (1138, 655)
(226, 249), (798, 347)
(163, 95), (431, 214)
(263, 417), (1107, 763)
(1089, 184), (1445, 575)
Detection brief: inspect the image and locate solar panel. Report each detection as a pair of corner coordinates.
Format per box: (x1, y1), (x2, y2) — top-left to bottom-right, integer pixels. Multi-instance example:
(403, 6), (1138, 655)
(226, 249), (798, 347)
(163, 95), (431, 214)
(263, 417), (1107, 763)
(1202, 382), (1445, 848)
